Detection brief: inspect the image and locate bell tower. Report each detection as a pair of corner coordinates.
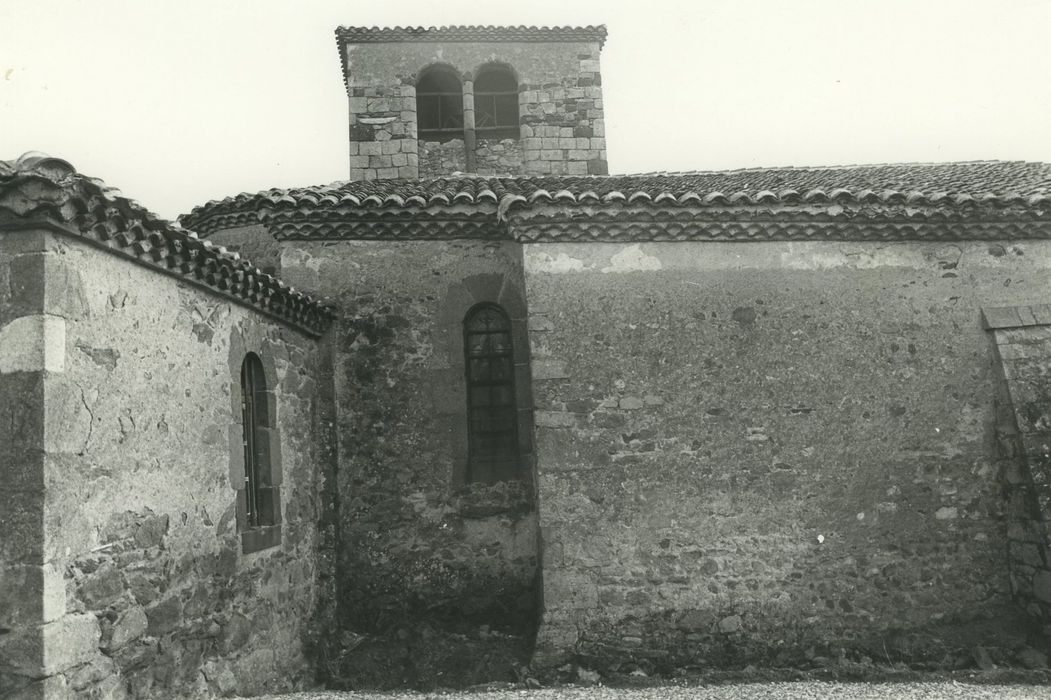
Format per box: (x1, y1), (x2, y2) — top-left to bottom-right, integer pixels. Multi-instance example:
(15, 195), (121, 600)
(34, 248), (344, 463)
(335, 25), (608, 179)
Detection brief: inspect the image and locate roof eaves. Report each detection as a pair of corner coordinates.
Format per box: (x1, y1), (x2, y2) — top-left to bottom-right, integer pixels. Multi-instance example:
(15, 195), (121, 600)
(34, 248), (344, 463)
(0, 153), (335, 337)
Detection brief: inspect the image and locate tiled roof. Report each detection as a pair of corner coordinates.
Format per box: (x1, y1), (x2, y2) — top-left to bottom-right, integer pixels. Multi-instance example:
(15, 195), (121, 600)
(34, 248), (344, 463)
(180, 161), (1051, 242)
(0, 154), (334, 336)
(336, 25), (608, 47)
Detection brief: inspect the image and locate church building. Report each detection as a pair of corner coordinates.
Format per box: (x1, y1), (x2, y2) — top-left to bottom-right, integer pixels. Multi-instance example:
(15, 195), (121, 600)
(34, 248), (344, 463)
(3, 24), (1051, 698)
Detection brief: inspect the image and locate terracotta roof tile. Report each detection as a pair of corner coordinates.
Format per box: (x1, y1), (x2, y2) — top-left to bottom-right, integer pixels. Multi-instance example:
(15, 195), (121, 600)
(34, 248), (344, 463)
(180, 161), (1051, 241)
(0, 153), (334, 336)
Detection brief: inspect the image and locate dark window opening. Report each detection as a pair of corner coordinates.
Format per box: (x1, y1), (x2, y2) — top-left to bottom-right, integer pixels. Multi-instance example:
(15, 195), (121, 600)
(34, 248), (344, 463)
(241, 353), (277, 531)
(464, 304), (520, 483)
(474, 68), (519, 140)
(417, 68), (464, 143)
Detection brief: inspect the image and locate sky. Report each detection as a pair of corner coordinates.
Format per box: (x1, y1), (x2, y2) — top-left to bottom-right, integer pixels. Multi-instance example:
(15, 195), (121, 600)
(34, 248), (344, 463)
(3, 0), (1051, 221)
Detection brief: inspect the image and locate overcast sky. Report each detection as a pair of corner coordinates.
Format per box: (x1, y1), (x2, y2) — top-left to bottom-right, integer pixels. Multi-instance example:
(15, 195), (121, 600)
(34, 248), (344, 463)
(3, 0), (1051, 220)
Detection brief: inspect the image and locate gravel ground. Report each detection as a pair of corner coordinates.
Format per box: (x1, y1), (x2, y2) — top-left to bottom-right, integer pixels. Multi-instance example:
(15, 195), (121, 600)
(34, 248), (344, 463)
(250, 682), (1051, 699)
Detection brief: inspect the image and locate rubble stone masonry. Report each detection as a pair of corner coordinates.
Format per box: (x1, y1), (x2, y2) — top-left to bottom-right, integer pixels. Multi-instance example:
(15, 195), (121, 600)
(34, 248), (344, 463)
(521, 239), (1051, 670)
(216, 233), (541, 685)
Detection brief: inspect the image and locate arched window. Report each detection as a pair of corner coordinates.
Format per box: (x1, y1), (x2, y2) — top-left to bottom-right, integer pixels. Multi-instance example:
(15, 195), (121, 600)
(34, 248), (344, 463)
(240, 353), (280, 549)
(417, 67), (464, 142)
(474, 67), (519, 140)
(464, 304), (520, 483)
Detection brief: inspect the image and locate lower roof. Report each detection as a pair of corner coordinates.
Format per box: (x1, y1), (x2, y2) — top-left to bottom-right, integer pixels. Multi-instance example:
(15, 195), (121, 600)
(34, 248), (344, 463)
(180, 161), (1051, 242)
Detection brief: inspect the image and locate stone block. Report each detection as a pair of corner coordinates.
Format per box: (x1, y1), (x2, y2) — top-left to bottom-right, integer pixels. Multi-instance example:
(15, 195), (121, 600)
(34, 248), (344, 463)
(146, 596), (183, 636)
(0, 315), (65, 373)
(359, 142), (382, 156)
(42, 252), (89, 319)
(135, 514), (169, 549)
(219, 612), (252, 654)
(76, 563), (125, 609)
(718, 614), (743, 633)
(8, 253), (45, 317)
(587, 159), (608, 175)
(0, 371), (44, 492)
(0, 563), (62, 628)
(105, 605), (148, 651)
(1018, 306), (1041, 326)
(0, 490), (45, 565)
(984, 306), (1026, 330)
(41, 614), (101, 675)
(378, 167), (400, 178)
(1031, 304), (1051, 326)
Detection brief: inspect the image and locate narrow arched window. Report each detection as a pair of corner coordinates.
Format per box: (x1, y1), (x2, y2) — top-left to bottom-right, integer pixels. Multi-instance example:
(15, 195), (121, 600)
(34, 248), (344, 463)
(464, 304), (520, 483)
(474, 67), (519, 140)
(240, 353), (280, 549)
(417, 67), (464, 142)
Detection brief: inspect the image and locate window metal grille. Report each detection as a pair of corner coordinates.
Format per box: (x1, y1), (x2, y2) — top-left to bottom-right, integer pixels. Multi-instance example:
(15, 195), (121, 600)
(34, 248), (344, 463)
(474, 69), (519, 141)
(417, 68), (464, 142)
(464, 304), (520, 483)
(240, 353), (270, 528)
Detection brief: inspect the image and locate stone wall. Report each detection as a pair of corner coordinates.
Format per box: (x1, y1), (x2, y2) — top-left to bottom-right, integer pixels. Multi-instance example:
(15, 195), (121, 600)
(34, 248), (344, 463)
(522, 240), (1051, 671)
(984, 305), (1051, 631)
(342, 40), (605, 179)
(0, 229), (332, 697)
(475, 138), (524, 177)
(274, 239), (539, 686)
(418, 139), (468, 178)
(418, 138), (525, 178)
